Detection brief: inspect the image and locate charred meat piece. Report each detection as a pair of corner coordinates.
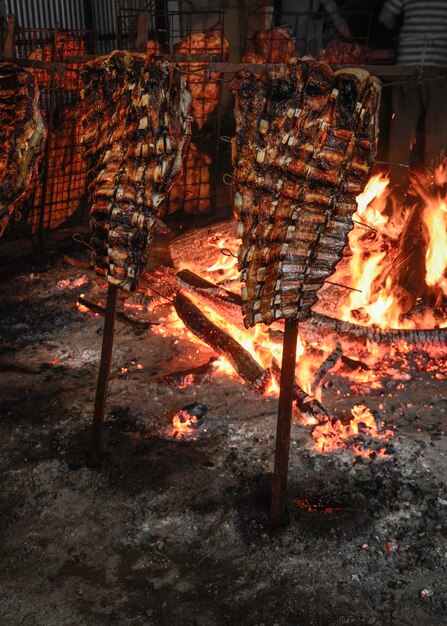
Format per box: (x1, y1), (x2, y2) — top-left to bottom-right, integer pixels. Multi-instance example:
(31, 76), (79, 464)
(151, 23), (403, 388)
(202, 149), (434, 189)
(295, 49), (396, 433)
(229, 59), (381, 327)
(243, 25), (297, 64)
(174, 22), (229, 129)
(0, 62), (46, 238)
(80, 51), (192, 291)
(28, 30), (86, 90)
(168, 142), (212, 215)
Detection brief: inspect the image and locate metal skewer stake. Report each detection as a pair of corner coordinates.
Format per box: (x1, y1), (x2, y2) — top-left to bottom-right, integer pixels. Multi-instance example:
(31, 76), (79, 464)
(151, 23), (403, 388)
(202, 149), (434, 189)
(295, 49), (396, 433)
(88, 283), (119, 468)
(269, 317), (300, 529)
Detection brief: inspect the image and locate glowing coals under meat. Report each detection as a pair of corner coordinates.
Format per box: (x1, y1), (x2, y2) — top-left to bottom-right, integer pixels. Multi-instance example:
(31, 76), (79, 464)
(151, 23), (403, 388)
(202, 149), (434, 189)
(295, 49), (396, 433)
(152, 164), (447, 455)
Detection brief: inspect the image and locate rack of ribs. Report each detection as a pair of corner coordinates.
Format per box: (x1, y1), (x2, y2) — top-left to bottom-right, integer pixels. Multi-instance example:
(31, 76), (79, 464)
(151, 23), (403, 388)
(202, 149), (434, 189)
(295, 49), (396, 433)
(0, 62), (46, 238)
(229, 58), (381, 328)
(80, 51), (192, 291)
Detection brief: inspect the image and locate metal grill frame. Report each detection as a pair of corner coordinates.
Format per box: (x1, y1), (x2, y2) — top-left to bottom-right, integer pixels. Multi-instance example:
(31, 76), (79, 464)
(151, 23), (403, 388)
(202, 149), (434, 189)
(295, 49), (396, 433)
(1, 26), (97, 245)
(242, 5), (373, 60)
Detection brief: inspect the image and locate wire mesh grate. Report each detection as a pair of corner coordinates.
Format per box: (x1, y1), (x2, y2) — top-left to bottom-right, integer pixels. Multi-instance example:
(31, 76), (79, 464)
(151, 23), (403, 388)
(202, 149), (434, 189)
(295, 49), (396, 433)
(1, 27), (96, 243)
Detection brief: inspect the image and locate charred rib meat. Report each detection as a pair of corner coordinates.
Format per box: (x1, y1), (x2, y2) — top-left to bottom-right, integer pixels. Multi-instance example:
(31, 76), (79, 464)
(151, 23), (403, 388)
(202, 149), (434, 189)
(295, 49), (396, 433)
(229, 59), (381, 327)
(80, 51), (191, 291)
(0, 62), (46, 238)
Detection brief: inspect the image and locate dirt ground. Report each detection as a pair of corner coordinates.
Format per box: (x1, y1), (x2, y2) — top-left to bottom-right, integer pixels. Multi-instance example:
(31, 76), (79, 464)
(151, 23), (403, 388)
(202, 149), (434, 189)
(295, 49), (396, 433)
(1, 238), (447, 626)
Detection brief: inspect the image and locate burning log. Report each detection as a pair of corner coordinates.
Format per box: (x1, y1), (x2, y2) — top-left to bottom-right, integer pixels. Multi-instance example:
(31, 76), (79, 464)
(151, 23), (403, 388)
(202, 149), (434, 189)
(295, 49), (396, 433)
(63, 255), (90, 270)
(77, 296), (155, 329)
(270, 360), (332, 421)
(301, 312), (447, 350)
(163, 357), (218, 388)
(169, 218), (238, 272)
(340, 355), (370, 372)
(176, 269), (243, 326)
(390, 204), (430, 313)
(310, 341), (343, 393)
(175, 268), (446, 352)
(173, 292), (269, 393)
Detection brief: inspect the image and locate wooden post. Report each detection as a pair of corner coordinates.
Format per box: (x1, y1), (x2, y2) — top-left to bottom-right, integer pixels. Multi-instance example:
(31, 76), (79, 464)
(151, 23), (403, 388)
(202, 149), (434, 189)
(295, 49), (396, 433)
(269, 318), (299, 529)
(3, 14), (16, 57)
(88, 284), (119, 468)
(135, 11), (150, 51)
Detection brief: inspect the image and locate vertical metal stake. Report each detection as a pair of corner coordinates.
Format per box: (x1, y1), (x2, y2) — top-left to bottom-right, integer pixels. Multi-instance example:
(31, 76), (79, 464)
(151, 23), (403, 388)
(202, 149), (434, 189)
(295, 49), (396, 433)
(88, 284), (119, 468)
(269, 318), (299, 529)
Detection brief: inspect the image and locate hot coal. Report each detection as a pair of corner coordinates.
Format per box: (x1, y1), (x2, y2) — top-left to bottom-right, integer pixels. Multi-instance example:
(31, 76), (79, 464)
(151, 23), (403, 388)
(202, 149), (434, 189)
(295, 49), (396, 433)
(2, 236), (447, 624)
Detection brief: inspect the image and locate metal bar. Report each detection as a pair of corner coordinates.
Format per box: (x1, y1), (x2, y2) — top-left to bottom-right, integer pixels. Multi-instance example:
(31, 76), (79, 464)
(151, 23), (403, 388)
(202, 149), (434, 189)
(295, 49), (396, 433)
(88, 283), (119, 468)
(135, 10), (149, 50)
(0, 55), (66, 70)
(36, 23), (58, 250)
(269, 318), (299, 529)
(12, 54), (447, 82)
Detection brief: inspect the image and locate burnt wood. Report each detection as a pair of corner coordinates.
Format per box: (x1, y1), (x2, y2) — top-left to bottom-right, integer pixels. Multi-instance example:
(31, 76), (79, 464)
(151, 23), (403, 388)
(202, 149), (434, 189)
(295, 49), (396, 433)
(163, 357), (219, 388)
(176, 269), (243, 326)
(169, 218), (237, 271)
(270, 319), (300, 529)
(88, 284), (118, 468)
(270, 360), (332, 421)
(173, 292), (269, 393)
(77, 296), (155, 329)
(310, 341), (343, 393)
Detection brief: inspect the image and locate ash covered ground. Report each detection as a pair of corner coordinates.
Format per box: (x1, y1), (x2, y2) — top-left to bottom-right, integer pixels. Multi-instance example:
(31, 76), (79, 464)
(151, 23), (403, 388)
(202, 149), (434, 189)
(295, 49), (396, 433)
(1, 238), (447, 626)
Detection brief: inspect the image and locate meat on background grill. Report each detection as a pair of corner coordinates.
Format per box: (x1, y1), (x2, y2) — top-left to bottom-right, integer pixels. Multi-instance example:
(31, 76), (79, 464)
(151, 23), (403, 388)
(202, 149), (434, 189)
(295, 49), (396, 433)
(229, 58), (381, 327)
(146, 40), (161, 58)
(80, 51), (192, 291)
(321, 40), (368, 65)
(174, 22), (229, 129)
(0, 62), (46, 238)
(28, 105), (87, 233)
(168, 142), (212, 215)
(243, 26), (297, 64)
(28, 30), (86, 91)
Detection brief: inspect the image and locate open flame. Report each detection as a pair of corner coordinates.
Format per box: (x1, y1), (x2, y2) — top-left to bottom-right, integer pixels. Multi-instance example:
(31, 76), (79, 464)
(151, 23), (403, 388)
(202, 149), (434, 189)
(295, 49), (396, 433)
(101, 159), (447, 456)
(312, 404), (394, 458)
(151, 161), (447, 455)
(334, 162), (447, 329)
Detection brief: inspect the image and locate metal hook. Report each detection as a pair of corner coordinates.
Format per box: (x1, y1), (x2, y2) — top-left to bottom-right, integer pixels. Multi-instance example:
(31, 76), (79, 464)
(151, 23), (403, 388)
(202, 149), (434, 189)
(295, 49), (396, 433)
(324, 279), (362, 293)
(73, 232), (95, 252)
(376, 160), (410, 169)
(220, 248), (238, 259)
(353, 219), (376, 232)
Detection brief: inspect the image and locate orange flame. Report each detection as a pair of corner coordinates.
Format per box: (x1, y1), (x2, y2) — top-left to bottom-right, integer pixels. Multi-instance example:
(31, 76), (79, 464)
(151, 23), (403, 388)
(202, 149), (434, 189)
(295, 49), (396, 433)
(149, 162), (447, 456)
(171, 409), (203, 438)
(312, 404), (394, 458)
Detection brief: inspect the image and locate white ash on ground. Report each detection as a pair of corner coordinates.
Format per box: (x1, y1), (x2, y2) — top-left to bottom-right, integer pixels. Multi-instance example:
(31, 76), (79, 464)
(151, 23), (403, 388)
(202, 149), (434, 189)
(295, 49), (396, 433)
(1, 243), (447, 625)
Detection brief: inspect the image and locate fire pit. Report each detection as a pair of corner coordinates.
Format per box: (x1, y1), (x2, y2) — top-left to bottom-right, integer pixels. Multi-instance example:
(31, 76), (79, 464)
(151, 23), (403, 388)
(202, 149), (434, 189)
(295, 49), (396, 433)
(1, 204), (447, 622)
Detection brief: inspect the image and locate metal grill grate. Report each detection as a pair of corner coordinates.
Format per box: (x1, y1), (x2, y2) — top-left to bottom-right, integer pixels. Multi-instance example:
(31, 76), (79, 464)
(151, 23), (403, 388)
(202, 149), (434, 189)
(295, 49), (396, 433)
(1, 27), (96, 244)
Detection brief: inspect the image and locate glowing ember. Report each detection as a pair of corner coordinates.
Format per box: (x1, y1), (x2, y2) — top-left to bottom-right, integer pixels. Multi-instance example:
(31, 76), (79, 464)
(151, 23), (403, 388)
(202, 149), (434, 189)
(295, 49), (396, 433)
(149, 160), (447, 455)
(312, 404), (394, 458)
(170, 403), (207, 439)
(76, 293), (89, 313)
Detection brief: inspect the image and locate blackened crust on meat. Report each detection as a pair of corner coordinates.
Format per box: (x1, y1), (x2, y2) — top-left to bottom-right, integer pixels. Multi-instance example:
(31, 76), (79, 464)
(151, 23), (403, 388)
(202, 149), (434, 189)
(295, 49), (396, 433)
(0, 62), (46, 238)
(80, 51), (192, 291)
(229, 58), (381, 327)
